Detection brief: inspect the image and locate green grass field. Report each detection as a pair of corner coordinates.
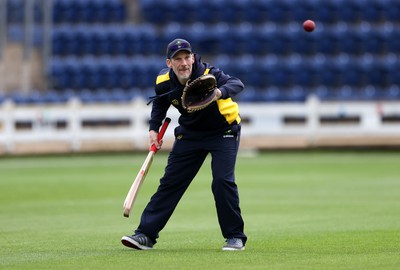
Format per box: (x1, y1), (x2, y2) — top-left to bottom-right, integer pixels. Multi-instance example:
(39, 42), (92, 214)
(1, 151), (399, 270)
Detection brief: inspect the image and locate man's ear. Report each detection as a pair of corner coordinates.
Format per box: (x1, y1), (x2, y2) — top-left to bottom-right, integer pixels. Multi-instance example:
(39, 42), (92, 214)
(166, 59), (172, 68)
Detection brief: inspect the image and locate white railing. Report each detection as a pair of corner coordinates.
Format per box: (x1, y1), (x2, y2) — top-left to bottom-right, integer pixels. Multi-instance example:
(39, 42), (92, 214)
(1, 96), (400, 154)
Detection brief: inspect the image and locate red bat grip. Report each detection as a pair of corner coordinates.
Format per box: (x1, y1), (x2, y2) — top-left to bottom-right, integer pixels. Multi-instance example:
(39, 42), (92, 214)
(150, 117), (171, 153)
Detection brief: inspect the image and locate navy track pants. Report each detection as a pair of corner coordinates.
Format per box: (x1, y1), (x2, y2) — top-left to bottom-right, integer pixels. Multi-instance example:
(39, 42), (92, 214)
(136, 125), (247, 245)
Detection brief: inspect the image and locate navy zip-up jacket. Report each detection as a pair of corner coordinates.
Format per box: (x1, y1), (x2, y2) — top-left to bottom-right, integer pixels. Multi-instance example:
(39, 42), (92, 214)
(149, 54), (244, 134)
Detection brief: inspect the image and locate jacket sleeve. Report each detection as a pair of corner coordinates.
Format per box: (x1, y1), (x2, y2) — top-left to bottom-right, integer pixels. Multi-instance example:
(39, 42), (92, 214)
(148, 91), (171, 132)
(211, 67), (245, 99)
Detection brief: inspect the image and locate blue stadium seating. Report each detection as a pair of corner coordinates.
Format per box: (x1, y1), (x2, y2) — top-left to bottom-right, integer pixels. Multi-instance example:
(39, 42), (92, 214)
(383, 0), (400, 23)
(39, 0), (400, 102)
(383, 85), (400, 100)
(285, 86), (308, 102)
(53, 0), (126, 24)
(260, 86), (285, 102)
(51, 23), (161, 56)
(235, 86), (258, 102)
(48, 55), (165, 91)
(139, 0), (167, 24)
(7, 0), (43, 24)
(358, 85), (380, 100)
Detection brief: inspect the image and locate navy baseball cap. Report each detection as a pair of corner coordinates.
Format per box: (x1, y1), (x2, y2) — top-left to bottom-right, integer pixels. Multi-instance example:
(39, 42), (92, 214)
(166, 38), (192, 59)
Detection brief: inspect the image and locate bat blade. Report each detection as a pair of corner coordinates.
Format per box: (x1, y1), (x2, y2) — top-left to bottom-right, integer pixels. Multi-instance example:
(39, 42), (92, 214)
(122, 117), (171, 218)
(123, 151), (154, 217)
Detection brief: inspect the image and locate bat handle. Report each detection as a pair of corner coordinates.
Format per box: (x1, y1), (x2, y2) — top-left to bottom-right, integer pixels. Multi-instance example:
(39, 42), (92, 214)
(150, 117), (171, 153)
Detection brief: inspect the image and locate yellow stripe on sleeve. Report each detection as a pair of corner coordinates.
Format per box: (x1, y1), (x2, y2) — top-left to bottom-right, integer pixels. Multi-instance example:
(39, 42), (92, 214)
(216, 98), (241, 124)
(156, 72), (170, 85)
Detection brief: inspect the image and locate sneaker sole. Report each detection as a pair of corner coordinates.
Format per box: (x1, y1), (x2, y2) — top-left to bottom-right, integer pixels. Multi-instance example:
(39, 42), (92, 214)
(222, 246), (245, 251)
(121, 236), (153, 250)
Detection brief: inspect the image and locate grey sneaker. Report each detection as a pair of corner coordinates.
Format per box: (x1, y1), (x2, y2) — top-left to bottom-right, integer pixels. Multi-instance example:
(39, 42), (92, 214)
(222, 238), (245, 251)
(121, 233), (153, 250)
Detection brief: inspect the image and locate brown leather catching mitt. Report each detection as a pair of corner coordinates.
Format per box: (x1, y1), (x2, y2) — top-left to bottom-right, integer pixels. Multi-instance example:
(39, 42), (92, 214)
(181, 74), (218, 113)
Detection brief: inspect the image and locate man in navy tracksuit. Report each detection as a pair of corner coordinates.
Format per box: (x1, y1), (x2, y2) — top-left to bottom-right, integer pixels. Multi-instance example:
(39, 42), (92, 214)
(122, 38), (247, 251)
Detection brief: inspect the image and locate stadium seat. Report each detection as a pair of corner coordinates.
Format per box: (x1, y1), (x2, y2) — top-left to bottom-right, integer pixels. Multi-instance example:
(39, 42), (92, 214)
(119, 25), (140, 55)
(193, 0), (224, 24)
(205, 23), (230, 55)
(165, 0), (192, 23)
(288, 0), (315, 23)
(243, 0), (264, 24)
(186, 23), (214, 55)
(383, 0), (400, 23)
(9, 92), (31, 105)
(318, 67), (340, 88)
(212, 54), (233, 72)
(360, 1), (384, 23)
(260, 86), (285, 102)
(135, 24), (158, 55)
(74, 0), (95, 23)
(387, 28), (400, 54)
(262, 0), (289, 23)
(219, 37), (240, 56)
(236, 86), (259, 102)
(258, 54), (278, 81)
(333, 0), (360, 24)
(259, 25), (291, 56)
(162, 23), (187, 50)
(314, 1), (337, 24)
(336, 28), (363, 55)
(52, 26), (67, 55)
(313, 31), (339, 55)
(358, 85), (381, 101)
(7, 0), (25, 24)
(341, 62), (364, 88)
(107, 0), (127, 23)
(128, 87), (146, 101)
(62, 57), (85, 89)
(53, 0), (78, 24)
(383, 85), (400, 100)
(231, 54), (257, 87)
(40, 90), (70, 103)
(269, 62), (291, 88)
(79, 89), (97, 103)
(107, 88), (132, 102)
(114, 59), (136, 89)
(313, 85), (334, 100)
(53, 0), (126, 24)
(140, 0), (168, 24)
(91, 0), (110, 23)
(336, 85), (357, 100)
(49, 57), (71, 89)
(219, 0), (248, 24)
(254, 23), (276, 55)
(284, 86), (308, 102)
(291, 61), (317, 88)
(230, 23), (255, 55)
(66, 26), (86, 55)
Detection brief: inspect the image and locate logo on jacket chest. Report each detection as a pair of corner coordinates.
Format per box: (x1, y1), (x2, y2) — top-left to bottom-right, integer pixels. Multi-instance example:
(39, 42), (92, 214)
(172, 99), (180, 106)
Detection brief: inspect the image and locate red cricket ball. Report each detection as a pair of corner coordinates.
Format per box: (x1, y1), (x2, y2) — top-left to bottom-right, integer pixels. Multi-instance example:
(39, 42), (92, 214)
(303, 20), (316, 32)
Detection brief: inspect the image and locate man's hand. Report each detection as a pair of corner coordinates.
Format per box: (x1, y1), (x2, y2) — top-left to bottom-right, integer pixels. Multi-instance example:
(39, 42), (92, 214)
(149, 130), (162, 151)
(216, 88), (222, 99)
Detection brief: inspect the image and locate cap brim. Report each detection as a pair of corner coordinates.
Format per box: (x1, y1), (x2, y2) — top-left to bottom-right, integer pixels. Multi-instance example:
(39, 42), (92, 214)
(169, 48), (192, 59)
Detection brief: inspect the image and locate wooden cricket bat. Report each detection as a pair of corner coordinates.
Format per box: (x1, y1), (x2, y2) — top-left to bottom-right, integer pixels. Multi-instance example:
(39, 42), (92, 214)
(123, 117), (171, 218)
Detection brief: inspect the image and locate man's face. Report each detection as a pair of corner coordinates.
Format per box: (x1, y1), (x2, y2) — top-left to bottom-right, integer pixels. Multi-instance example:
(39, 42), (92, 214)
(166, 51), (194, 84)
